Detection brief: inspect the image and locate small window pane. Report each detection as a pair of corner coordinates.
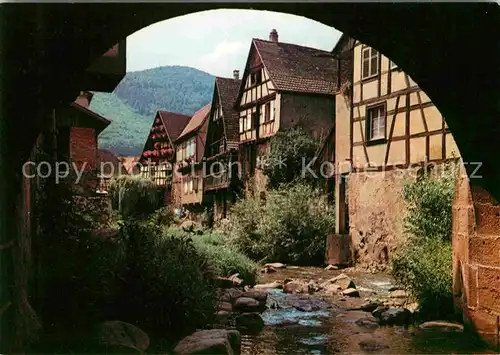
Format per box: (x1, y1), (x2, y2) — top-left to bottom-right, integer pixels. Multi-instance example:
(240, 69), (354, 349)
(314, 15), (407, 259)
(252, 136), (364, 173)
(362, 60), (370, 79)
(363, 48), (370, 60)
(370, 56), (378, 76)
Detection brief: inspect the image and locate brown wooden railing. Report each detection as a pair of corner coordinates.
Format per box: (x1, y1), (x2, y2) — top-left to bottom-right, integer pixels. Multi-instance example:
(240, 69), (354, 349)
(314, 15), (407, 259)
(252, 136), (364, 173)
(204, 172), (229, 190)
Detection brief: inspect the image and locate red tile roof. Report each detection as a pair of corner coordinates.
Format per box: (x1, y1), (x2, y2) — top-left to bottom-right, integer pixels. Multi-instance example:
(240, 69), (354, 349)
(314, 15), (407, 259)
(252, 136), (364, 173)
(215, 77), (241, 149)
(176, 104), (212, 142)
(253, 38), (337, 95)
(157, 111), (191, 143)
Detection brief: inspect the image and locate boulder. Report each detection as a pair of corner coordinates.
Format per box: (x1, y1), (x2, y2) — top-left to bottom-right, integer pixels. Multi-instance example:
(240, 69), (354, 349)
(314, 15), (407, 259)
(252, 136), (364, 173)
(219, 301), (233, 313)
(229, 273), (244, 287)
(260, 266), (278, 273)
(94, 321), (149, 353)
(241, 290), (268, 306)
(235, 313), (265, 334)
(320, 273), (355, 291)
(253, 281), (283, 290)
(355, 317), (380, 329)
(264, 262), (286, 269)
(358, 338), (389, 352)
(379, 308), (412, 326)
(307, 280), (321, 293)
(351, 301), (383, 313)
(323, 283), (342, 296)
(325, 264), (339, 270)
(342, 288), (360, 297)
(389, 290), (408, 298)
(289, 296), (330, 312)
(233, 297), (261, 312)
(419, 321), (464, 332)
(174, 329), (241, 355)
(371, 306), (389, 319)
(283, 280), (309, 294)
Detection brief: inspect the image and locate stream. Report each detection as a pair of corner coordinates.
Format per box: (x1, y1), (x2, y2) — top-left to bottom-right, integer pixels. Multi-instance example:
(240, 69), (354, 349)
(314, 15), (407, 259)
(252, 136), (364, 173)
(239, 267), (493, 354)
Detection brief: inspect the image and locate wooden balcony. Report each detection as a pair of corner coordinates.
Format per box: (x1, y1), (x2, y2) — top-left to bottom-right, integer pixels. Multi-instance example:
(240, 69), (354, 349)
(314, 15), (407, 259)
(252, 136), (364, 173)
(204, 171), (230, 191)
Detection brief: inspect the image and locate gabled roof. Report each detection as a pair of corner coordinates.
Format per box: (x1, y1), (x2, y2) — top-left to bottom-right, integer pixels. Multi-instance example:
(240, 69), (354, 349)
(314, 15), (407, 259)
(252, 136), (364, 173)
(158, 110), (191, 143)
(215, 77), (241, 149)
(251, 38), (337, 95)
(69, 102), (111, 133)
(98, 149), (128, 176)
(176, 104), (212, 142)
(139, 110), (190, 163)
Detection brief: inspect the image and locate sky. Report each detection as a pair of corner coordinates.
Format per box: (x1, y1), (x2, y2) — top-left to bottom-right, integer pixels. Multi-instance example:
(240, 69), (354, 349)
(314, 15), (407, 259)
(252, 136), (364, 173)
(126, 9), (343, 77)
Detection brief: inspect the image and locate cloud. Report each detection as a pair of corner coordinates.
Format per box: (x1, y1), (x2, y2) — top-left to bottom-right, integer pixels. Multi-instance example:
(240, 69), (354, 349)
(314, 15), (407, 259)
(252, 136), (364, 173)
(202, 41), (246, 62)
(125, 9), (342, 74)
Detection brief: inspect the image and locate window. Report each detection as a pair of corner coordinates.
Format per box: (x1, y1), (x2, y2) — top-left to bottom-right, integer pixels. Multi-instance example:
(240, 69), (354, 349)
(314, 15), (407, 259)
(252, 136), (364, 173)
(251, 112), (258, 128)
(249, 70), (262, 86)
(187, 138), (196, 158)
(362, 47), (379, 79)
(367, 104), (386, 141)
(264, 102), (271, 122)
(390, 60), (398, 70)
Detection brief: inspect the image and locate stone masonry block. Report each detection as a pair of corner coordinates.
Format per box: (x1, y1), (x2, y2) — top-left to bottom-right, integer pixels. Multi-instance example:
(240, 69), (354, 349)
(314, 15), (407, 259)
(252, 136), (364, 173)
(466, 264), (478, 309)
(469, 237), (500, 268)
(474, 203), (500, 236)
(453, 205), (475, 235)
(468, 309), (498, 334)
(477, 266), (500, 313)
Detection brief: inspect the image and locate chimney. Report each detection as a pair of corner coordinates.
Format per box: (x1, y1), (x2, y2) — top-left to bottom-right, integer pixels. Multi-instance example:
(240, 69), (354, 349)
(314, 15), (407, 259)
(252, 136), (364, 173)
(269, 29), (279, 42)
(233, 70), (240, 80)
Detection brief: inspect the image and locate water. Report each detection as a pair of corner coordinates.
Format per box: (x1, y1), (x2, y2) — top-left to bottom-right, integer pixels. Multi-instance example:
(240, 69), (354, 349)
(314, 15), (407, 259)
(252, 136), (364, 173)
(240, 267), (494, 354)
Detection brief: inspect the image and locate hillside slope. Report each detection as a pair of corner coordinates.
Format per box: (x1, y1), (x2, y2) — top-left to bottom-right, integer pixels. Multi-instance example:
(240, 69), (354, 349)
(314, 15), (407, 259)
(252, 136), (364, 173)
(90, 66), (215, 156)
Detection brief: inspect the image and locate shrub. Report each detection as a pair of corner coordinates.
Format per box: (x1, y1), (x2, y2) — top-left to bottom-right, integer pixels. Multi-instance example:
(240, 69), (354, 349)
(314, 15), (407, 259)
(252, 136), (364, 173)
(392, 237), (453, 320)
(392, 163), (458, 320)
(227, 182), (335, 265)
(147, 206), (176, 227)
(166, 227), (259, 286)
(401, 162), (458, 242)
(262, 127), (320, 189)
(108, 175), (161, 218)
(118, 221), (218, 341)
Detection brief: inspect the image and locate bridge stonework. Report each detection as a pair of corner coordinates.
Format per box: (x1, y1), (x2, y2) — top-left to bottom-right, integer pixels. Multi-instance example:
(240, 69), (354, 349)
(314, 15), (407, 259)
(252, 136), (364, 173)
(453, 172), (500, 347)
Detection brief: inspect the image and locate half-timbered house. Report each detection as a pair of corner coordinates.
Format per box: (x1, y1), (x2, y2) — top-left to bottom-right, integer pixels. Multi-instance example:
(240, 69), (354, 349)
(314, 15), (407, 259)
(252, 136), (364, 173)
(203, 72), (242, 221)
(174, 104), (211, 215)
(138, 110), (191, 204)
(235, 29), (337, 195)
(327, 34), (462, 268)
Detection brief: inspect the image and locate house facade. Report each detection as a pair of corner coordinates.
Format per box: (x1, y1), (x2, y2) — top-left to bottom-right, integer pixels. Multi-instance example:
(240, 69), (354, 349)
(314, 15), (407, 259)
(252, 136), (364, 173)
(174, 104), (211, 214)
(235, 29), (337, 195)
(138, 110), (191, 204)
(328, 34), (462, 268)
(203, 72), (242, 221)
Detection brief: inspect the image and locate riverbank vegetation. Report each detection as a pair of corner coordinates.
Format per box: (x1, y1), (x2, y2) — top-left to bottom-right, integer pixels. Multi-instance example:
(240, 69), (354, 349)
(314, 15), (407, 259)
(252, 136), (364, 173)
(225, 182), (335, 265)
(392, 164), (458, 320)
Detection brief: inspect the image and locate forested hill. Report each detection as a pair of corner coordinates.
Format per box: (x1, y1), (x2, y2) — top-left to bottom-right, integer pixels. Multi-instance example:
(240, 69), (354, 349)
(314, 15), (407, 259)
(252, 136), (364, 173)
(90, 66), (215, 156)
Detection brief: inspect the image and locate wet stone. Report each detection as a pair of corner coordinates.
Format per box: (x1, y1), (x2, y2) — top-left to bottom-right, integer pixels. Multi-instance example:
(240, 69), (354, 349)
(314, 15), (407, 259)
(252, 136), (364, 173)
(234, 297), (261, 312)
(379, 308), (412, 326)
(235, 313), (265, 334)
(355, 317), (380, 330)
(342, 288), (360, 297)
(419, 321), (464, 332)
(372, 306), (389, 319)
(358, 337), (389, 352)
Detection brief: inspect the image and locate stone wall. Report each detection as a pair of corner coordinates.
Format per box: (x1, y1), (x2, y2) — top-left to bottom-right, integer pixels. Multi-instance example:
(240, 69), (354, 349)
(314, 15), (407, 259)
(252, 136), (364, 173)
(453, 172), (500, 348)
(347, 168), (417, 269)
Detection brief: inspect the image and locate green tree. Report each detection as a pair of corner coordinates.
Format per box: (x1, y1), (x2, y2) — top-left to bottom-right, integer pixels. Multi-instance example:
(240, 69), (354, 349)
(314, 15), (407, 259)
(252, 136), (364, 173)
(262, 127), (320, 189)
